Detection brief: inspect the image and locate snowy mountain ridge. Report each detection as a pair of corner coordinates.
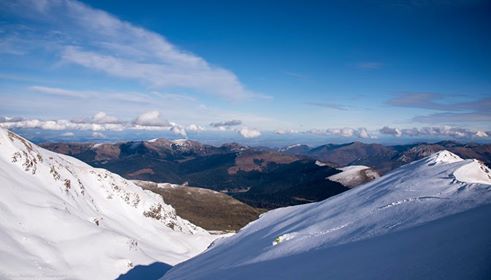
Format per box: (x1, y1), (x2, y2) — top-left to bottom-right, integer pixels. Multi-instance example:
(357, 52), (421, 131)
(163, 149), (491, 280)
(420, 149), (464, 165)
(0, 129), (216, 279)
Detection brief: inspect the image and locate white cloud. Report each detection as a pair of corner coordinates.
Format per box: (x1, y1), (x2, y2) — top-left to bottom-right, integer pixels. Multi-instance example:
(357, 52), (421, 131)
(131, 111), (188, 137)
(91, 112), (119, 124)
(0, 110), (187, 134)
(358, 128), (370, 139)
(326, 128), (356, 137)
(380, 126), (402, 137)
(61, 47), (252, 100)
(133, 111), (170, 127)
(187, 124), (204, 132)
(379, 126), (489, 139)
(3, 110), (487, 141)
(238, 127), (261, 138)
(3, 0), (253, 99)
(71, 112), (121, 125)
(170, 125), (187, 138)
(308, 127), (372, 139)
(0, 118), (125, 131)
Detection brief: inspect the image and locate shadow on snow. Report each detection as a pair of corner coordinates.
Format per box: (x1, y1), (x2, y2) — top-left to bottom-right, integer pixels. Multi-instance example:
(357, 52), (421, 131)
(116, 262), (172, 280)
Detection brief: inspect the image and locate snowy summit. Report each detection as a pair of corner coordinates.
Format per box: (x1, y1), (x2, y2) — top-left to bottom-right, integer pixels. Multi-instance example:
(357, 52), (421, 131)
(163, 150), (491, 280)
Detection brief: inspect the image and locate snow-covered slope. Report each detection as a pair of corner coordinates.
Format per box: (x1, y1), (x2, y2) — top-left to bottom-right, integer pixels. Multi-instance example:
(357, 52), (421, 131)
(328, 165), (380, 187)
(163, 150), (491, 280)
(0, 129), (216, 279)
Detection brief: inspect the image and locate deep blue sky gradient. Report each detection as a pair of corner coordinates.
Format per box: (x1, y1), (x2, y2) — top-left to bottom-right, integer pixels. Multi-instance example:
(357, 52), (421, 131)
(1, 0), (490, 143)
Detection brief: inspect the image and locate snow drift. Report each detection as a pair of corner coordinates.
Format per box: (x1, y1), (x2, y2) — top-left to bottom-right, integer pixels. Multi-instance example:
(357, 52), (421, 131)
(163, 150), (491, 280)
(0, 129), (216, 279)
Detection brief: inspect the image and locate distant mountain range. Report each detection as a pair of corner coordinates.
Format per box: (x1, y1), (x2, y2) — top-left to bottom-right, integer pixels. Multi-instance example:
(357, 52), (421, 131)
(41, 139), (349, 209)
(41, 139), (491, 209)
(281, 140), (491, 174)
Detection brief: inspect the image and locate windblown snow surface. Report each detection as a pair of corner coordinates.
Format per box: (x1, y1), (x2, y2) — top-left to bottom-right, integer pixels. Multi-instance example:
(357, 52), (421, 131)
(0, 129), (216, 279)
(163, 150), (491, 280)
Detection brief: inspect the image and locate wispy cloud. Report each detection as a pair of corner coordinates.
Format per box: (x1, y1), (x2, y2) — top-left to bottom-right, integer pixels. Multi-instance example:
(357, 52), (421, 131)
(210, 120), (242, 128)
(1, 85), (274, 130)
(387, 92), (491, 111)
(1, 0), (253, 99)
(306, 102), (349, 111)
(412, 112), (491, 123)
(387, 92), (447, 110)
(387, 92), (491, 124)
(29, 85), (157, 105)
(30, 86), (90, 98)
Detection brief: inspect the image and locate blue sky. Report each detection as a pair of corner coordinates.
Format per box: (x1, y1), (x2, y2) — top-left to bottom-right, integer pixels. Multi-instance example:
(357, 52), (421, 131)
(0, 0), (490, 144)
